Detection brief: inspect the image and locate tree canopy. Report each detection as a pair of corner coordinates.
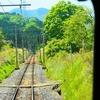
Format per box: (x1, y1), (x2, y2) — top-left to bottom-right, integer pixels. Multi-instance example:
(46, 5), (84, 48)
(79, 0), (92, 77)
(44, 1), (83, 40)
(44, 0), (94, 57)
(0, 13), (43, 51)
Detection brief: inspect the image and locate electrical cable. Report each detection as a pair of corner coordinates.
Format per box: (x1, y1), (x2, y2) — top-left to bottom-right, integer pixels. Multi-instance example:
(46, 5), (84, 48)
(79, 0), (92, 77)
(0, 0), (5, 13)
(7, 0), (14, 5)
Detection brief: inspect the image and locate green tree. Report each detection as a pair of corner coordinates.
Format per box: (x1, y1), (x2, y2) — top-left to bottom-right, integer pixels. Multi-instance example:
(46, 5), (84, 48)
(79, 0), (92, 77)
(22, 17), (43, 51)
(0, 13), (43, 51)
(44, 0), (94, 56)
(63, 9), (94, 52)
(44, 0), (82, 40)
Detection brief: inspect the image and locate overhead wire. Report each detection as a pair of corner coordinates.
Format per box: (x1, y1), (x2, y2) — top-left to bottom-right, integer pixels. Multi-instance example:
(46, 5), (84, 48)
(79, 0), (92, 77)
(7, 0), (14, 5)
(0, 0), (5, 13)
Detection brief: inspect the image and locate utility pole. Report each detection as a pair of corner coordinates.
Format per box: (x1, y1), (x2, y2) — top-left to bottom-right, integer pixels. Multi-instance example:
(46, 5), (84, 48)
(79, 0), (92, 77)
(39, 34), (42, 61)
(42, 28), (45, 67)
(15, 25), (19, 69)
(27, 35), (30, 57)
(0, 2), (31, 63)
(24, 32), (28, 58)
(35, 33), (38, 54)
(20, 0), (31, 63)
(22, 31), (24, 62)
(20, 0), (24, 63)
(70, 42), (73, 67)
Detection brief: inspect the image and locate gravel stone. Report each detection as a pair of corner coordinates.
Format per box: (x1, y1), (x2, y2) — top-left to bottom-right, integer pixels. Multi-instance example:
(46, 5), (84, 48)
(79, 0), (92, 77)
(34, 64), (63, 100)
(0, 59), (63, 100)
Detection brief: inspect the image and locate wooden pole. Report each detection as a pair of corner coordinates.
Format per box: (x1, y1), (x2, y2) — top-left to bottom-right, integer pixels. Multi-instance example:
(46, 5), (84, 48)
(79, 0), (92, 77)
(15, 25), (19, 69)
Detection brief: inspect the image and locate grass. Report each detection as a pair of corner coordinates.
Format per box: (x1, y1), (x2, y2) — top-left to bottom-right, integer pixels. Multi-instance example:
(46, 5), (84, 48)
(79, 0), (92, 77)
(45, 50), (93, 100)
(0, 44), (29, 83)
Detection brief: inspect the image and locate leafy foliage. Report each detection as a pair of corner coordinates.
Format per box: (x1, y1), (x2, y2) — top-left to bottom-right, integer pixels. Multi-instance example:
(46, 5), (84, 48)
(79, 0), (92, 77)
(0, 44), (24, 83)
(43, 1), (94, 99)
(44, 1), (82, 40)
(45, 38), (67, 57)
(44, 0), (94, 55)
(0, 13), (43, 52)
(63, 9), (94, 52)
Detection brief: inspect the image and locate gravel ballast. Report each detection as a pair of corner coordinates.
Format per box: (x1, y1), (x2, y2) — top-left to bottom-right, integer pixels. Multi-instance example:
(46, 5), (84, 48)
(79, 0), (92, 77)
(0, 60), (63, 100)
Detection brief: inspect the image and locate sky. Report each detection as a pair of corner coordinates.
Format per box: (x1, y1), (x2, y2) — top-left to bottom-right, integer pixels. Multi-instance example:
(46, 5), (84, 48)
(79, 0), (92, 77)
(0, 0), (94, 12)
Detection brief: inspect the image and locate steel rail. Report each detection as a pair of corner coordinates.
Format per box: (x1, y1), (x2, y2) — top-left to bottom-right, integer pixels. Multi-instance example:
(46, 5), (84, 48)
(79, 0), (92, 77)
(32, 85), (34, 100)
(32, 55), (35, 100)
(11, 55), (33, 100)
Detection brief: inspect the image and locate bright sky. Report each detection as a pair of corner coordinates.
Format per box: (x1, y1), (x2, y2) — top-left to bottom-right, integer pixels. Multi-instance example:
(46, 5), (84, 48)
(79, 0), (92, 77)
(0, 0), (94, 12)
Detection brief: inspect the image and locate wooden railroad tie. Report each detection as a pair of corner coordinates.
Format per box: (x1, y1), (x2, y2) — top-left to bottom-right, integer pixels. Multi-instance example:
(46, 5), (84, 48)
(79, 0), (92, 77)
(0, 82), (60, 88)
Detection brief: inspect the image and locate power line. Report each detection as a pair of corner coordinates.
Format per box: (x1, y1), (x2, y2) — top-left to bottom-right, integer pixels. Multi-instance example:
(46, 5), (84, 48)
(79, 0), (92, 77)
(7, 0), (14, 5)
(0, 0), (5, 13)
(20, 0), (25, 63)
(0, 0), (31, 63)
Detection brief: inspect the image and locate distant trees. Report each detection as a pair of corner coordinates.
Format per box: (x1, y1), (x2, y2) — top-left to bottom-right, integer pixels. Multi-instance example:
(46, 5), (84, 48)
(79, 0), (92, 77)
(23, 18), (42, 34)
(44, 0), (94, 57)
(0, 13), (43, 51)
(23, 17), (43, 51)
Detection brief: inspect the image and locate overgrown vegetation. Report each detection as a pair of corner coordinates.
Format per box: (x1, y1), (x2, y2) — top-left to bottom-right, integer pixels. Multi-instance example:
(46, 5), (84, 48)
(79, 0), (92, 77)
(0, 44), (23, 83)
(0, 11), (43, 82)
(44, 0), (94, 56)
(45, 50), (93, 100)
(0, 0), (94, 99)
(42, 0), (94, 99)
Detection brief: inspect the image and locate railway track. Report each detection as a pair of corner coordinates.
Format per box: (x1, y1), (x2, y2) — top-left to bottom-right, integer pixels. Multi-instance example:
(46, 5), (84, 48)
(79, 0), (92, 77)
(11, 55), (34, 100)
(0, 55), (35, 100)
(0, 55), (63, 100)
